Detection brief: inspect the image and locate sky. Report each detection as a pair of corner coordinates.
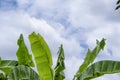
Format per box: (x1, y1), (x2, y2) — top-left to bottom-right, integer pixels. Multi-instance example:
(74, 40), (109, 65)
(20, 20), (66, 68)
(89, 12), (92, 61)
(0, 0), (120, 80)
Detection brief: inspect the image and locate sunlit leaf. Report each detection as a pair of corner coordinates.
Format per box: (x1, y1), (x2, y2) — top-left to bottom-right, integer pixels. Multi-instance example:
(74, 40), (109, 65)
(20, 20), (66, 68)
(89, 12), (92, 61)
(29, 32), (53, 80)
(16, 34), (34, 67)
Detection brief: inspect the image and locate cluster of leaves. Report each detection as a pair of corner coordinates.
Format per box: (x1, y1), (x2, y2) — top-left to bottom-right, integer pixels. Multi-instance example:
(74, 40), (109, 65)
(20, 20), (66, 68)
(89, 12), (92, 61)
(73, 39), (120, 80)
(116, 0), (120, 10)
(0, 32), (65, 80)
(0, 32), (120, 80)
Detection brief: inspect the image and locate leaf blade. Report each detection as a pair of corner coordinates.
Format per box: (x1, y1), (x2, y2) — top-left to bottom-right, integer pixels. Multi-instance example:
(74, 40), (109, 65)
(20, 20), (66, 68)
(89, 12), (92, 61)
(0, 60), (18, 75)
(74, 38), (106, 79)
(16, 34), (34, 67)
(54, 44), (65, 80)
(8, 65), (40, 80)
(29, 32), (53, 80)
(77, 60), (120, 80)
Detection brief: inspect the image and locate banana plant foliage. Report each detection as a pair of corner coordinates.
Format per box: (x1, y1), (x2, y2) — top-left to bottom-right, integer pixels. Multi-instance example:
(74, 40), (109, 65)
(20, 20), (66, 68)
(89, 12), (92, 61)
(0, 73), (8, 80)
(0, 60), (18, 75)
(54, 44), (65, 80)
(73, 38), (120, 80)
(16, 34), (34, 67)
(8, 65), (40, 80)
(1, 32), (120, 80)
(76, 60), (120, 80)
(116, 0), (120, 10)
(29, 32), (53, 80)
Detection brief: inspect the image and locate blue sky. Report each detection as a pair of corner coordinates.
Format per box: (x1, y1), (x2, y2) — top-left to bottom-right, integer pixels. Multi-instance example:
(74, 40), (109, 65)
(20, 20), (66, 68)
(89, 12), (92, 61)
(0, 0), (120, 80)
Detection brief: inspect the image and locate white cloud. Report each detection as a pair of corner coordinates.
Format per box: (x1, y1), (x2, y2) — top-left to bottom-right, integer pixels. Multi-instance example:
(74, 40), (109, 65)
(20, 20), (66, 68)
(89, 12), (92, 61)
(0, 0), (120, 80)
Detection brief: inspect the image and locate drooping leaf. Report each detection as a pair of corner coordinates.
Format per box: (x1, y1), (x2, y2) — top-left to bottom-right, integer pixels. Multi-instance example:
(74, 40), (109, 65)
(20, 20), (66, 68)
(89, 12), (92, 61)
(0, 60), (18, 75)
(74, 38), (106, 79)
(76, 60), (120, 80)
(54, 44), (65, 80)
(29, 32), (53, 80)
(8, 65), (40, 80)
(16, 34), (34, 67)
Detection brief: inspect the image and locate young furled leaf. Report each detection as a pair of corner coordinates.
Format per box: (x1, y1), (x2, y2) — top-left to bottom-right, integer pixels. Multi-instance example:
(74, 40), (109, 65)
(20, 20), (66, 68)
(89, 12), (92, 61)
(16, 34), (34, 67)
(54, 44), (65, 80)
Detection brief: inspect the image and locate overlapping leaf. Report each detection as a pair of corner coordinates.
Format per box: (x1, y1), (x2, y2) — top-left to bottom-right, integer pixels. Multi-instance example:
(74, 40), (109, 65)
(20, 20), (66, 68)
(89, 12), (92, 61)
(54, 44), (65, 80)
(16, 34), (34, 67)
(0, 60), (18, 75)
(0, 73), (8, 80)
(29, 32), (53, 80)
(8, 65), (40, 80)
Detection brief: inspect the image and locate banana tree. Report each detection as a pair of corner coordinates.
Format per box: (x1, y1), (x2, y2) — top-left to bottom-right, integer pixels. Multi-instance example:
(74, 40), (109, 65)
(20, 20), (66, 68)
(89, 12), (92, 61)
(73, 38), (120, 80)
(0, 32), (65, 80)
(0, 32), (120, 80)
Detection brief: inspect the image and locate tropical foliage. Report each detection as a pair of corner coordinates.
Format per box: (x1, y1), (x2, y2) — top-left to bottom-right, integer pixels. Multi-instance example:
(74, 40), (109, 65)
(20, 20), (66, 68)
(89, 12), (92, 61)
(116, 0), (120, 10)
(0, 32), (120, 80)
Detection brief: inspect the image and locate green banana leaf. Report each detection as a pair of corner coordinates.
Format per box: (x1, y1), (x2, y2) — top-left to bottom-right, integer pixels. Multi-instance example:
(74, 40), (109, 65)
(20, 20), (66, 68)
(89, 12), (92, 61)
(54, 44), (65, 80)
(0, 73), (8, 80)
(8, 65), (40, 80)
(16, 34), (34, 67)
(29, 32), (53, 80)
(74, 38), (106, 79)
(76, 60), (120, 80)
(0, 60), (18, 75)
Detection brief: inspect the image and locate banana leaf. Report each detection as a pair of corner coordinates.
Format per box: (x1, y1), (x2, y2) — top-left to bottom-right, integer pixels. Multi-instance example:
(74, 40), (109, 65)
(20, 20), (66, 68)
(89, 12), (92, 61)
(0, 57), (1, 64)
(29, 32), (53, 80)
(54, 44), (65, 80)
(0, 73), (8, 80)
(0, 60), (18, 75)
(74, 38), (106, 79)
(16, 34), (34, 67)
(116, 0), (120, 10)
(76, 60), (120, 80)
(8, 65), (40, 80)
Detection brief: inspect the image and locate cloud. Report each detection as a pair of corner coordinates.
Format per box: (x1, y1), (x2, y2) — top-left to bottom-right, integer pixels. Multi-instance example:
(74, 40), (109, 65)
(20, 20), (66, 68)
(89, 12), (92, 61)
(0, 0), (120, 80)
